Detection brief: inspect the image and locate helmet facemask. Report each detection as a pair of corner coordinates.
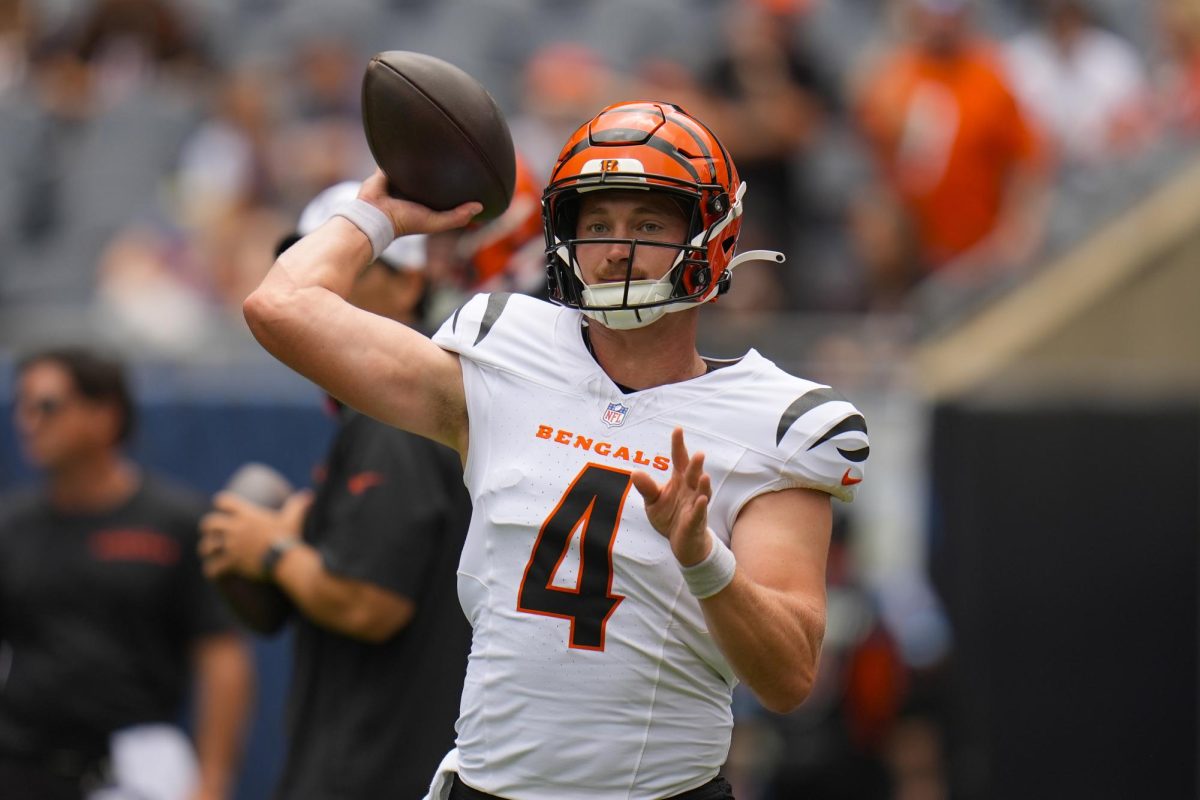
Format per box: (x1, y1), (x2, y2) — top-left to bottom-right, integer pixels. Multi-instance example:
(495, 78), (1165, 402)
(544, 178), (742, 330)
(572, 235), (704, 330)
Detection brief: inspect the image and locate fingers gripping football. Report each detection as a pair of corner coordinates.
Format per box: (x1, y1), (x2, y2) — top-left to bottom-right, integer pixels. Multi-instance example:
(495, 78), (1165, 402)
(357, 169), (482, 237)
(632, 428), (714, 567)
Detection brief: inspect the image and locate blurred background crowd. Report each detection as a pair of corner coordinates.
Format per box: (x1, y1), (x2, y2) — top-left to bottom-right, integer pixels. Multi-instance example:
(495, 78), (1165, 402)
(2, 0), (1200, 340)
(0, 0), (1197, 798)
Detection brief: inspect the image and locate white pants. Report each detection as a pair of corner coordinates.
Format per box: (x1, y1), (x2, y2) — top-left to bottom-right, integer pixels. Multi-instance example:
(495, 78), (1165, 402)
(87, 724), (199, 800)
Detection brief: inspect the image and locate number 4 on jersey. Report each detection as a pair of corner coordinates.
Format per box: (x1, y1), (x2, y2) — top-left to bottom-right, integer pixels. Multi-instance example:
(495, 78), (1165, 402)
(518, 463), (631, 651)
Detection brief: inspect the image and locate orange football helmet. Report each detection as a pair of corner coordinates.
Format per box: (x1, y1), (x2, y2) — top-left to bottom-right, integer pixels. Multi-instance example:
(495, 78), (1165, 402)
(543, 100), (777, 328)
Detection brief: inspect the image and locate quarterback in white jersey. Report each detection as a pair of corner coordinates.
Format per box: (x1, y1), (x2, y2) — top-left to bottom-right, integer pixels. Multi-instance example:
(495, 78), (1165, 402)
(433, 292), (866, 798)
(242, 100), (868, 800)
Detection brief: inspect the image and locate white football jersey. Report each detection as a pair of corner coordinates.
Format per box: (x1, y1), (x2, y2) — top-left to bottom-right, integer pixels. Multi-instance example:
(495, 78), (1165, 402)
(433, 293), (868, 800)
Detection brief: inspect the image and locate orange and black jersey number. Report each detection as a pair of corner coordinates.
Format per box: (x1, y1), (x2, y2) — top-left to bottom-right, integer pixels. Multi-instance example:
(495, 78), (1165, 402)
(517, 463), (632, 651)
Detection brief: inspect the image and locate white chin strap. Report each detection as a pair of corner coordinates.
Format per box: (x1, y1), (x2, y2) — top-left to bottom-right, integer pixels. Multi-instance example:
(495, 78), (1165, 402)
(581, 278), (675, 330)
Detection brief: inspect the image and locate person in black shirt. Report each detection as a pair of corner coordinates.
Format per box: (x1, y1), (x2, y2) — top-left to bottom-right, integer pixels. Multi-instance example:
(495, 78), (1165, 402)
(198, 181), (473, 800)
(0, 347), (254, 800)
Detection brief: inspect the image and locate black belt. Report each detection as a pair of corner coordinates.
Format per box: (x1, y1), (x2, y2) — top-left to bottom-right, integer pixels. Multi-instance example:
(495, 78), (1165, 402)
(449, 773), (734, 800)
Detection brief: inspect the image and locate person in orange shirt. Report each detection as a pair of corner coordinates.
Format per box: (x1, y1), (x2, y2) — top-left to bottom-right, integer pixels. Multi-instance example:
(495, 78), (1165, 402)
(856, 0), (1051, 279)
(1158, 0), (1200, 135)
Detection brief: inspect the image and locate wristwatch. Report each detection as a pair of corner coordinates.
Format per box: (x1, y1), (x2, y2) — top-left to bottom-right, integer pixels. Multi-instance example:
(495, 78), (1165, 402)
(260, 538), (300, 580)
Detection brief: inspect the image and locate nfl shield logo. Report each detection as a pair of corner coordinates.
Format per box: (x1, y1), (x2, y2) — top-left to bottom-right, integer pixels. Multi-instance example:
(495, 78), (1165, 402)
(602, 402), (629, 428)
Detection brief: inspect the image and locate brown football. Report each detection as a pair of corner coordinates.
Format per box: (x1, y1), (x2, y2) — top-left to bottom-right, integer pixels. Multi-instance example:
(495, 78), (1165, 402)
(362, 51), (516, 220)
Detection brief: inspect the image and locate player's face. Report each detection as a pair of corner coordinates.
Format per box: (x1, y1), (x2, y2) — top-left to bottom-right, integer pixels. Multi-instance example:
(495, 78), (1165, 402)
(573, 190), (690, 285)
(13, 362), (114, 470)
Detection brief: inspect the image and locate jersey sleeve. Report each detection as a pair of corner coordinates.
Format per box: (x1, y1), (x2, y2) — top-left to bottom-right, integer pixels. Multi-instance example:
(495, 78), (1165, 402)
(315, 425), (461, 600)
(774, 385), (869, 502)
(720, 384), (869, 530)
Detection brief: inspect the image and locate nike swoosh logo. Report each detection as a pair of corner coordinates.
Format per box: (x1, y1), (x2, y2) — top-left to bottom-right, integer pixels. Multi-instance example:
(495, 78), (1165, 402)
(347, 471), (385, 496)
(841, 468), (862, 486)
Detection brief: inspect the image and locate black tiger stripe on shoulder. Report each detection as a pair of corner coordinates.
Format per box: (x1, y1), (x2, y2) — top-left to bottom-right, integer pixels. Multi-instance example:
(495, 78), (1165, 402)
(474, 292), (513, 345)
(775, 387), (847, 446)
(808, 415), (869, 463)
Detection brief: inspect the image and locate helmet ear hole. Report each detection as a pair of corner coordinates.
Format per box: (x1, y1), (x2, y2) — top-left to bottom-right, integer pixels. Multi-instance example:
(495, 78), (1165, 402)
(707, 193), (728, 216)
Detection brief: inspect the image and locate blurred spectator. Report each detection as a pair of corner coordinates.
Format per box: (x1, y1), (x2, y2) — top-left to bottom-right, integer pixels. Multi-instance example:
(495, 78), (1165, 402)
(180, 32), (366, 225)
(267, 30), (371, 207)
(289, 34), (359, 120)
(0, 0), (33, 97)
(854, 0), (1051, 282)
(198, 183), (473, 800)
(171, 61), (294, 315)
(632, 55), (710, 120)
(175, 64), (280, 228)
(1155, 0), (1200, 134)
(423, 152), (548, 324)
(93, 222), (219, 354)
(73, 0), (210, 106)
(507, 42), (621, 178)
(90, 57), (299, 351)
(0, 346), (253, 800)
(200, 202), (294, 316)
(14, 35), (96, 247)
(884, 715), (949, 800)
(702, 0), (830, 311)
(846, 184), (922, 311)
(0, 1), (206, 308)
(1006, 0), (1151, 167)
(469, 155), (546, 296)
(91, 202), (290, 354)
(437, 154), (545, 293)
(725, 515), (907, 800)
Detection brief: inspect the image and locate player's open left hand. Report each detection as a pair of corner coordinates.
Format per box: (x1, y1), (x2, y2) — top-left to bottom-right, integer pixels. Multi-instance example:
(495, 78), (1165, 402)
(357, 168), (482, 238)
(632, 428), (714, 567)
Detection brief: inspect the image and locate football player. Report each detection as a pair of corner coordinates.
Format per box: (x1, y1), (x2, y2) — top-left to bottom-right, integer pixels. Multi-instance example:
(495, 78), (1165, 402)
(243, 100), (869, 800)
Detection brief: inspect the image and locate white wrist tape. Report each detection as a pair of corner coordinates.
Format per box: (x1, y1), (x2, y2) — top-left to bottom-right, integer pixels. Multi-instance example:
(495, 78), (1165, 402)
(332, 198), (395, 262)
(680, 530), (736, 599)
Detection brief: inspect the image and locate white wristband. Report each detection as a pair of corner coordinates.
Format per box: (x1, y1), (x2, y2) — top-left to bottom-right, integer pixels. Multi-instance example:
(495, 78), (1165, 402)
(332, 198), (395, 262)
(680, 530), (736, 599)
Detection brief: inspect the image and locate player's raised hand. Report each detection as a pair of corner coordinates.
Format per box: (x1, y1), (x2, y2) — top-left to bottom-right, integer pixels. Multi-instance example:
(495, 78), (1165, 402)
(358, 169), (482, 237)
(632, 427), (714, 567)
